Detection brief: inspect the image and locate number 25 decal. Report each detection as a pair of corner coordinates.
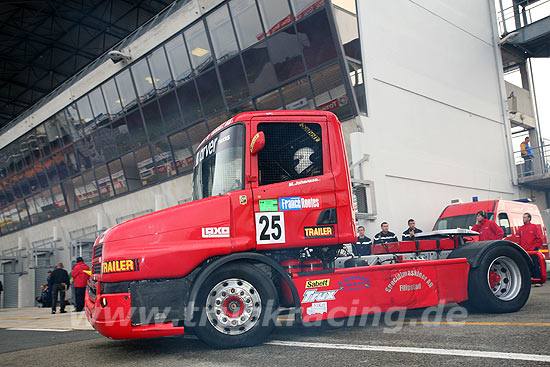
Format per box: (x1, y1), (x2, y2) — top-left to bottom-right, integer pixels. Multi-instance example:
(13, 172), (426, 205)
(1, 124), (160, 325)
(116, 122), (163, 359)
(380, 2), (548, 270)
(255, 212), (286, 244)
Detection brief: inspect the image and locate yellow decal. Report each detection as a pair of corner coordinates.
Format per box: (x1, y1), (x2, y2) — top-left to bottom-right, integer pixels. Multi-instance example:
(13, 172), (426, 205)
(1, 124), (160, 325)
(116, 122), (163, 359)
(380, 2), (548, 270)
(304, 225), (335, 239)
(102, 259), (139, 274)
(305, 279), (330, 288)
(250, 133), (259, 153)
(299, 123), (321, 142)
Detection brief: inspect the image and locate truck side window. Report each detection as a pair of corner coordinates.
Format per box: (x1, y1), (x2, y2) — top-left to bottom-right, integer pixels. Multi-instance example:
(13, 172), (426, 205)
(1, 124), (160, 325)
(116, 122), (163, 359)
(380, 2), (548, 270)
(498, 213), (511, 236)
(257, 122), (323, 185)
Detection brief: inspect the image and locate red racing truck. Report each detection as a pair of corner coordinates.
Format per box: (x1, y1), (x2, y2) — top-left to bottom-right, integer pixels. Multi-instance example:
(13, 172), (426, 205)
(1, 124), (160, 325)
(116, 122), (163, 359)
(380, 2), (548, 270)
(85, 111), (544, 348)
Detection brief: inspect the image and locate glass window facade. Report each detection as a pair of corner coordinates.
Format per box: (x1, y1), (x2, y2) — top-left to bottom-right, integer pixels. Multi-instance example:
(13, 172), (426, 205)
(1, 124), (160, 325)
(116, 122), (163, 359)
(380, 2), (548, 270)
(0, 0), (364, 235)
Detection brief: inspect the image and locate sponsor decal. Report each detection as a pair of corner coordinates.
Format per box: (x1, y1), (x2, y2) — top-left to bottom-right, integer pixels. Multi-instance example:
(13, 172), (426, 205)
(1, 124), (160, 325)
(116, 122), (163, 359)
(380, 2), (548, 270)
(318, 95), (349, 112)
(102, 259), (139, 274)
(305, 279), (330, 288)
(279, 197), (320, 211)
(400, 283), (421, 291)
(298, 123), (321, 143)
(306, 302), (327, 316)
(202, 227), (230, 238)
(302, 288), (338, 303)
(338, 275), (370, 291)
(288, 178), (319, 187)
(259, 199), (279, 212)
(195, 137), (218, 167)
(304, 225), (335, 239)
(279, 197), (301, 211)
(239, 195), (247, 205)
(218, 134), (231, 145)
(385, 270), (434, 293)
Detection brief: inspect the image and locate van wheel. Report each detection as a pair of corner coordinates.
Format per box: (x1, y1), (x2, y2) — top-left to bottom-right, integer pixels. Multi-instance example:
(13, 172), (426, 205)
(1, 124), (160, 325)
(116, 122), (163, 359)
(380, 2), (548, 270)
(467, 246), (530, 313)
(193, 262), (278, 348)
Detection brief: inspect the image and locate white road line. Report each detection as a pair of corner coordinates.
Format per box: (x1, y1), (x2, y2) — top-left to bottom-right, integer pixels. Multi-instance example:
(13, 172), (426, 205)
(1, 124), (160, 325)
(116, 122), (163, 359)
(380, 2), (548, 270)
(266, 340), (550, 363)
(6, 328), (70, 332)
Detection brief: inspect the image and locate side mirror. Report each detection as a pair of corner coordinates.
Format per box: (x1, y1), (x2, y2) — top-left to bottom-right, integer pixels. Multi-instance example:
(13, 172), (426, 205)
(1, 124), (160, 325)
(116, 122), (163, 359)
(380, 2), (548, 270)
(250, 131), (265, 155)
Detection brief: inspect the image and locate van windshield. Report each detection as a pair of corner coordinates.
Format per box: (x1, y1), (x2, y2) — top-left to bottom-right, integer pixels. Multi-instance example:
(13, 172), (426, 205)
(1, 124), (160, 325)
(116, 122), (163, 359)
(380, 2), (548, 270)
(192, 124), (244, 200)
(434, 213), (494, 230)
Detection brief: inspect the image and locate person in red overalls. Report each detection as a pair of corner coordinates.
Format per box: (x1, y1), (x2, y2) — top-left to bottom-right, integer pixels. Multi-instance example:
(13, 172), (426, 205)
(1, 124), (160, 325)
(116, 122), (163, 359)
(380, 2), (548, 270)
(471, 210), (504, 241)
(71, 257), (90, 312)
(519, 212), (544, 285)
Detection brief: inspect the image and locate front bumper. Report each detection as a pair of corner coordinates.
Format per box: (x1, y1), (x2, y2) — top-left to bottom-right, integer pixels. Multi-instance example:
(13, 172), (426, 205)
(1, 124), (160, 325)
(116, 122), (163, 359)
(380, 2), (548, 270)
(85, 282), (186, 339)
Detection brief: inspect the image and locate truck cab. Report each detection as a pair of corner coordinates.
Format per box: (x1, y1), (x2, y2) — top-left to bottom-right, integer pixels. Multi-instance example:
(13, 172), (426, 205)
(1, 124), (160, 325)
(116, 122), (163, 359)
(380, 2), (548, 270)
(192, 111), (356, 251)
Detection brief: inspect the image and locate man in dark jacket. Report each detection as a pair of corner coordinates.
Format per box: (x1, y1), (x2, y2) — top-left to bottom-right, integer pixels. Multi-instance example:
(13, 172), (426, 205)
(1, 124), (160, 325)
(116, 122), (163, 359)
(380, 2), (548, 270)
(71, 257), (90, 312)
(353, 226), (372, 256)
(50, 262), (70, 314)
(402, 219), (423, 240)
(374, 222), (398, 245)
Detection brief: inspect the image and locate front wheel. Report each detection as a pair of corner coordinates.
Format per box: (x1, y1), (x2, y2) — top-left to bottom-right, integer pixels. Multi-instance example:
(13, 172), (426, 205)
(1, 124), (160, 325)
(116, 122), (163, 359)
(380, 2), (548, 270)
(466, 246), (531, 313)
(192, 262), (279, 348)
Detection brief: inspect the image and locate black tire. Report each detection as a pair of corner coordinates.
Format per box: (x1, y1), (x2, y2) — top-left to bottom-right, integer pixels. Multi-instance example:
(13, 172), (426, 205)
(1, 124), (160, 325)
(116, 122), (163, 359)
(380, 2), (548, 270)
(467, 246), (531, 313)
(192, 262), (278, 349)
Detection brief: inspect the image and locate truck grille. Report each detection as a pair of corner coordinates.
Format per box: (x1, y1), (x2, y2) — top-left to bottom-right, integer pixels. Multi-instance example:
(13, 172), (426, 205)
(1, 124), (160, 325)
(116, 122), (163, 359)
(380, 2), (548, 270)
(87, 279), (97, 301)
(93, 244), (102, 259)
(92, 264), (101, 274)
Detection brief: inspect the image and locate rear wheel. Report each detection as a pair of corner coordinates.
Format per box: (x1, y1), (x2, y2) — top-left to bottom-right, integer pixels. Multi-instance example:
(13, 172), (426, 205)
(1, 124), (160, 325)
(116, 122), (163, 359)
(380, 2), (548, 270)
(466, 246), (530, 313)
(193, 262), (278, 348)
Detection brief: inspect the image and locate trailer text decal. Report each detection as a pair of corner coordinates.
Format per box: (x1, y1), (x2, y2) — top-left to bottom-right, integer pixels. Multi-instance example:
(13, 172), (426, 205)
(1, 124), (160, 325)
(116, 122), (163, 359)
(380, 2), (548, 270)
(102, 259), (139, 274)
(304, 225), (335, 239)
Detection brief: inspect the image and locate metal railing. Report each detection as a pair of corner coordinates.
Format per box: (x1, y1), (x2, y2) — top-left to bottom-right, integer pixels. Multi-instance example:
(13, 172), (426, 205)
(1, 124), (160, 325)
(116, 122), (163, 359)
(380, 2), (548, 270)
(513, 143), (550, 178)
(497, 0), (550, 35)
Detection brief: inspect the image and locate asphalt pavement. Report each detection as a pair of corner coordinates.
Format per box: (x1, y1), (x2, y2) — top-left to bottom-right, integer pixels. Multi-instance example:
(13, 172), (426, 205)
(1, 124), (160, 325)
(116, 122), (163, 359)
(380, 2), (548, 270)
(0, 284), (549, 367)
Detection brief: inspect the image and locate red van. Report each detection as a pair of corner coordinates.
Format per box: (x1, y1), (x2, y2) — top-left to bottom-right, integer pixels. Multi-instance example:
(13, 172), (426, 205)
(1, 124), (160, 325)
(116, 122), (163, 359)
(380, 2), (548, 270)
(434, 200), (549, 260)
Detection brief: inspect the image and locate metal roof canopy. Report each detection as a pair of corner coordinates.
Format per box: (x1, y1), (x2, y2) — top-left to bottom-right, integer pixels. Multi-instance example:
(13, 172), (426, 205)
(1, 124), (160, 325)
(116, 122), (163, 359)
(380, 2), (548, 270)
(0, 0), (174, 131)
(502, 16), (550, 62)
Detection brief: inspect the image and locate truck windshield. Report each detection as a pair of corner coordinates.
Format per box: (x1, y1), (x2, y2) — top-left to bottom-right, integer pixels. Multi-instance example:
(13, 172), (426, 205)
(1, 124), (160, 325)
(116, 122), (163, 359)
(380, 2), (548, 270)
(192, 124), (244, 200)
(434, 213), (494, 230)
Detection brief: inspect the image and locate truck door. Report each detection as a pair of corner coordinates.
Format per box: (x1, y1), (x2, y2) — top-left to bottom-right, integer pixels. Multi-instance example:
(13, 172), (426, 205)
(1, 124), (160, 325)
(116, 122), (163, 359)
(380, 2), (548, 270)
(249, 116), (338, 250)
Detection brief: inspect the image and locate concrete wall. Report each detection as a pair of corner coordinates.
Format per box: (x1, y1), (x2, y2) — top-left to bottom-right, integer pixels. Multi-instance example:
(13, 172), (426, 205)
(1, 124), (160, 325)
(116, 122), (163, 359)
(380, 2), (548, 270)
(352, 0), (520, 236)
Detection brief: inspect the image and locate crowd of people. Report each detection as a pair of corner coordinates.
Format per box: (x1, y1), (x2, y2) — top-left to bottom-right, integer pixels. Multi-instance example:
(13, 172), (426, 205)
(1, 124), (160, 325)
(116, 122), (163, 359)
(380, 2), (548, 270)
(353, 219), (423, 256)
(35, 257), (90, 313)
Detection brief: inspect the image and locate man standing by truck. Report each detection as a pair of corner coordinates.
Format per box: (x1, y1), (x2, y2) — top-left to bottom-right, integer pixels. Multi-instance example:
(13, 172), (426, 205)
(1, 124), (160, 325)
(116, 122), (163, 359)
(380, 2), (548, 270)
(519, 212), (544, 284)
(71, 257), (90, 312)
(471, 211), (504, 240)
(50, 262), (70, 314)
